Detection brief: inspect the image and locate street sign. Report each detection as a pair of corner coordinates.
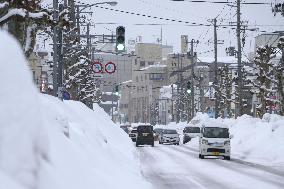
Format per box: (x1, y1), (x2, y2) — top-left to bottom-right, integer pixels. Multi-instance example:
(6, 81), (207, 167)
(63, 91), (71, 100)
(105, 61), (116, 74)
(92, 61), (103, 73)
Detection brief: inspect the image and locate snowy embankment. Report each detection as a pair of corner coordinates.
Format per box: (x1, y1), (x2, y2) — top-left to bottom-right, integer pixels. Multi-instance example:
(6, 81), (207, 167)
(0, 30), (151, 189)
(223, 114), (284, 166)
(155, 113), (284, 166)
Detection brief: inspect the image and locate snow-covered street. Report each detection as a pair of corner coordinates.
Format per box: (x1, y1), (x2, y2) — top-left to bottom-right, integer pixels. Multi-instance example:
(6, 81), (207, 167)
(139, 142), (284, 189)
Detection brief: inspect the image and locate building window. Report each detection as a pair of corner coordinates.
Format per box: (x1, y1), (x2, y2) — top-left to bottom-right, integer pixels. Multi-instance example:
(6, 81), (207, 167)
(136, 76), (138, 82)
(148, 61), (154, 65)
(135, 59), (137, 65)
(145, 74), (147, 80)
(140, 61), (145, 67)
(149, 73), (164, 80)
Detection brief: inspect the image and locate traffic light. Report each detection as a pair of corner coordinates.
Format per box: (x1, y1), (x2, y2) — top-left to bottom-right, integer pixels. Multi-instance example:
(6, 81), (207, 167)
(186, 81), (191, 94)
(115, 85), (119, 95)
(116, 26), (125, 53)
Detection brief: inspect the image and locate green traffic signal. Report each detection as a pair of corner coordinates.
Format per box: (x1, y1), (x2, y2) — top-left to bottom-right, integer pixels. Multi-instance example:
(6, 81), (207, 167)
(186, 81), (191, 94)
(116, 26), (125, 53)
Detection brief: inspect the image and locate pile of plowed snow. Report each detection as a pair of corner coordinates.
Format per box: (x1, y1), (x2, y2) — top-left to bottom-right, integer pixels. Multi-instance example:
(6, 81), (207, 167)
(0, 30), (151, 189)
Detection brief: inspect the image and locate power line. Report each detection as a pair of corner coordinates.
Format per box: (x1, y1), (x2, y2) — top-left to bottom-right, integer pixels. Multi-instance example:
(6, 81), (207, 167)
(181, 0), (269, 4)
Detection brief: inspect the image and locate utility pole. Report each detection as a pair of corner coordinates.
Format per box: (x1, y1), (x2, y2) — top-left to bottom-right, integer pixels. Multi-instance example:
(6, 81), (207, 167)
(214, 18), (219, 118)
(200, 74), (205, 113)
(52, 0), (59, 97)
(171, 84), (174, 122)
(57, 4), (64, 100)
(236, 0), (243, 117)
(189, 39), (199, 119)
(176, 53), (181, 123)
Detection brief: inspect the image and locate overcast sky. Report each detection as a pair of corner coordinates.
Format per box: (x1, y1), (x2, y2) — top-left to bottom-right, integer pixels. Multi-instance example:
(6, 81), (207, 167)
(44, 0), (284, 58)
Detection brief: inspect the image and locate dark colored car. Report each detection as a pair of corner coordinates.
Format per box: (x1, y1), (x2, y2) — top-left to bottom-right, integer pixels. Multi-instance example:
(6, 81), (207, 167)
(136, 125), (154, 147)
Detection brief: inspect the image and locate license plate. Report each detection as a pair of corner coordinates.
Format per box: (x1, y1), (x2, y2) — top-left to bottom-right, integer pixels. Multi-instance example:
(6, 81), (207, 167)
(143, 133), (148, 136)
(212, 152), (220, 155)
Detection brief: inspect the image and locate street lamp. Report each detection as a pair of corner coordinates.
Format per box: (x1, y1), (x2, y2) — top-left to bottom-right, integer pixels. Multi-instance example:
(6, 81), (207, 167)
(76, 1), (118, 37)
(77, 1), (118, 13)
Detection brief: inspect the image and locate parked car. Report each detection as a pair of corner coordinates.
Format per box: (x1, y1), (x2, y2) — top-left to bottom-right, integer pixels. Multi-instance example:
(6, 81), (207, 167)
(129, 128), (137, 142)
(153, 128), (164, 141)
(120, 124), (131, 134)
(136, 125), (154, 147)
(158, 129), (180, 145)
(199, 121), (231, 160)
(183, 126), (201, 144)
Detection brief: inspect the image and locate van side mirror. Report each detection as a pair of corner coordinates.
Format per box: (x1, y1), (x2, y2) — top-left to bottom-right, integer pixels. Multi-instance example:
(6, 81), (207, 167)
(229, 134), (234, 139)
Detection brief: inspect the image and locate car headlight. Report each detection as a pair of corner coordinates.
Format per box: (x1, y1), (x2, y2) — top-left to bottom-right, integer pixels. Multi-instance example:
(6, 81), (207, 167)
(202, 139), (208, 145)
(224, 141), (230, 146)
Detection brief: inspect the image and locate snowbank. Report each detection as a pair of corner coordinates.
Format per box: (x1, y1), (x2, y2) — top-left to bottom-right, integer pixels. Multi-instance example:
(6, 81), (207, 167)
(223, 114), (284, 166)
(0, 30), (47, 189)
(0, 30), (151, 189)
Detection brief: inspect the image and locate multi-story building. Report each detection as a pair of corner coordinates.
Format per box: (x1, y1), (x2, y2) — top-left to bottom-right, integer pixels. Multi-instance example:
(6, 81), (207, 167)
(129, 43), (169, 123)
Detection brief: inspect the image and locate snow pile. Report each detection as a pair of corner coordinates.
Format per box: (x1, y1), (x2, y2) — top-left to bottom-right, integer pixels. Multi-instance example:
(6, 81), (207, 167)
(0, 30), (48, 189)
(0, 31), (151, 189)
(223, 114), (284, 165)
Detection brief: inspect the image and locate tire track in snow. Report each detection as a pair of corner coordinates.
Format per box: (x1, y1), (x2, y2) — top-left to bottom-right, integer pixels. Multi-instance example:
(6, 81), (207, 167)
(153, 145), (228, 189)
(173, 145), (284, 188)
(183, 145), (284, 178)
(138, 146), (208, 189)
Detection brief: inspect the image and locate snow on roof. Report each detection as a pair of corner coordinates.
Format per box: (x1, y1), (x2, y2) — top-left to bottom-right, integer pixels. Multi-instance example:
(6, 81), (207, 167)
(140, 64), (167, 71)
(100, 101), (113, 105)
(122, 80), (132, 84)
(102, 92), (113, 95)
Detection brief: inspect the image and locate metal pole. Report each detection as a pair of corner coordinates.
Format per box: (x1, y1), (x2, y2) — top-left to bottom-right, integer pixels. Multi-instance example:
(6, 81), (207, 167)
(76, 6), (80, 42)
(214, 18), (219, 118)
(57, 4), (64, 100)
(171, 84), (174, 122)
(200, 75), (205, 113)
(236, 0), (243, 117)
(112, 86), (114, 121)
(52, 0), (59, 97)
(177, 53), (180, 123)
(191, 40), (195, 119)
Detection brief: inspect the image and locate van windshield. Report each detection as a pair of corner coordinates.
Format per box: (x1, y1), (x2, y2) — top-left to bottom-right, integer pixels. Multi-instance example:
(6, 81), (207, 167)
(203, 127), (229, 138)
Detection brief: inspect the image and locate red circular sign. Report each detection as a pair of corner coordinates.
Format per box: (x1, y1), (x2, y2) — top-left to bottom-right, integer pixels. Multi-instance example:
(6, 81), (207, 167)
(105, 61), (116, 74)
(92, 61), (103, 73)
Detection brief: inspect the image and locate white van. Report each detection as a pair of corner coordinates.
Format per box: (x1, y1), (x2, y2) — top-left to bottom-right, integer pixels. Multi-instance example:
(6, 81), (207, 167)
(199, 121), (231, 160)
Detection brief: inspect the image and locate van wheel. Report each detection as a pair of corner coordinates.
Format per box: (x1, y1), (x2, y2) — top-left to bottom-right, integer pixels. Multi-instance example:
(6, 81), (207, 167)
(224, 156), (230, 160)
(199, 154), (204, 159)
